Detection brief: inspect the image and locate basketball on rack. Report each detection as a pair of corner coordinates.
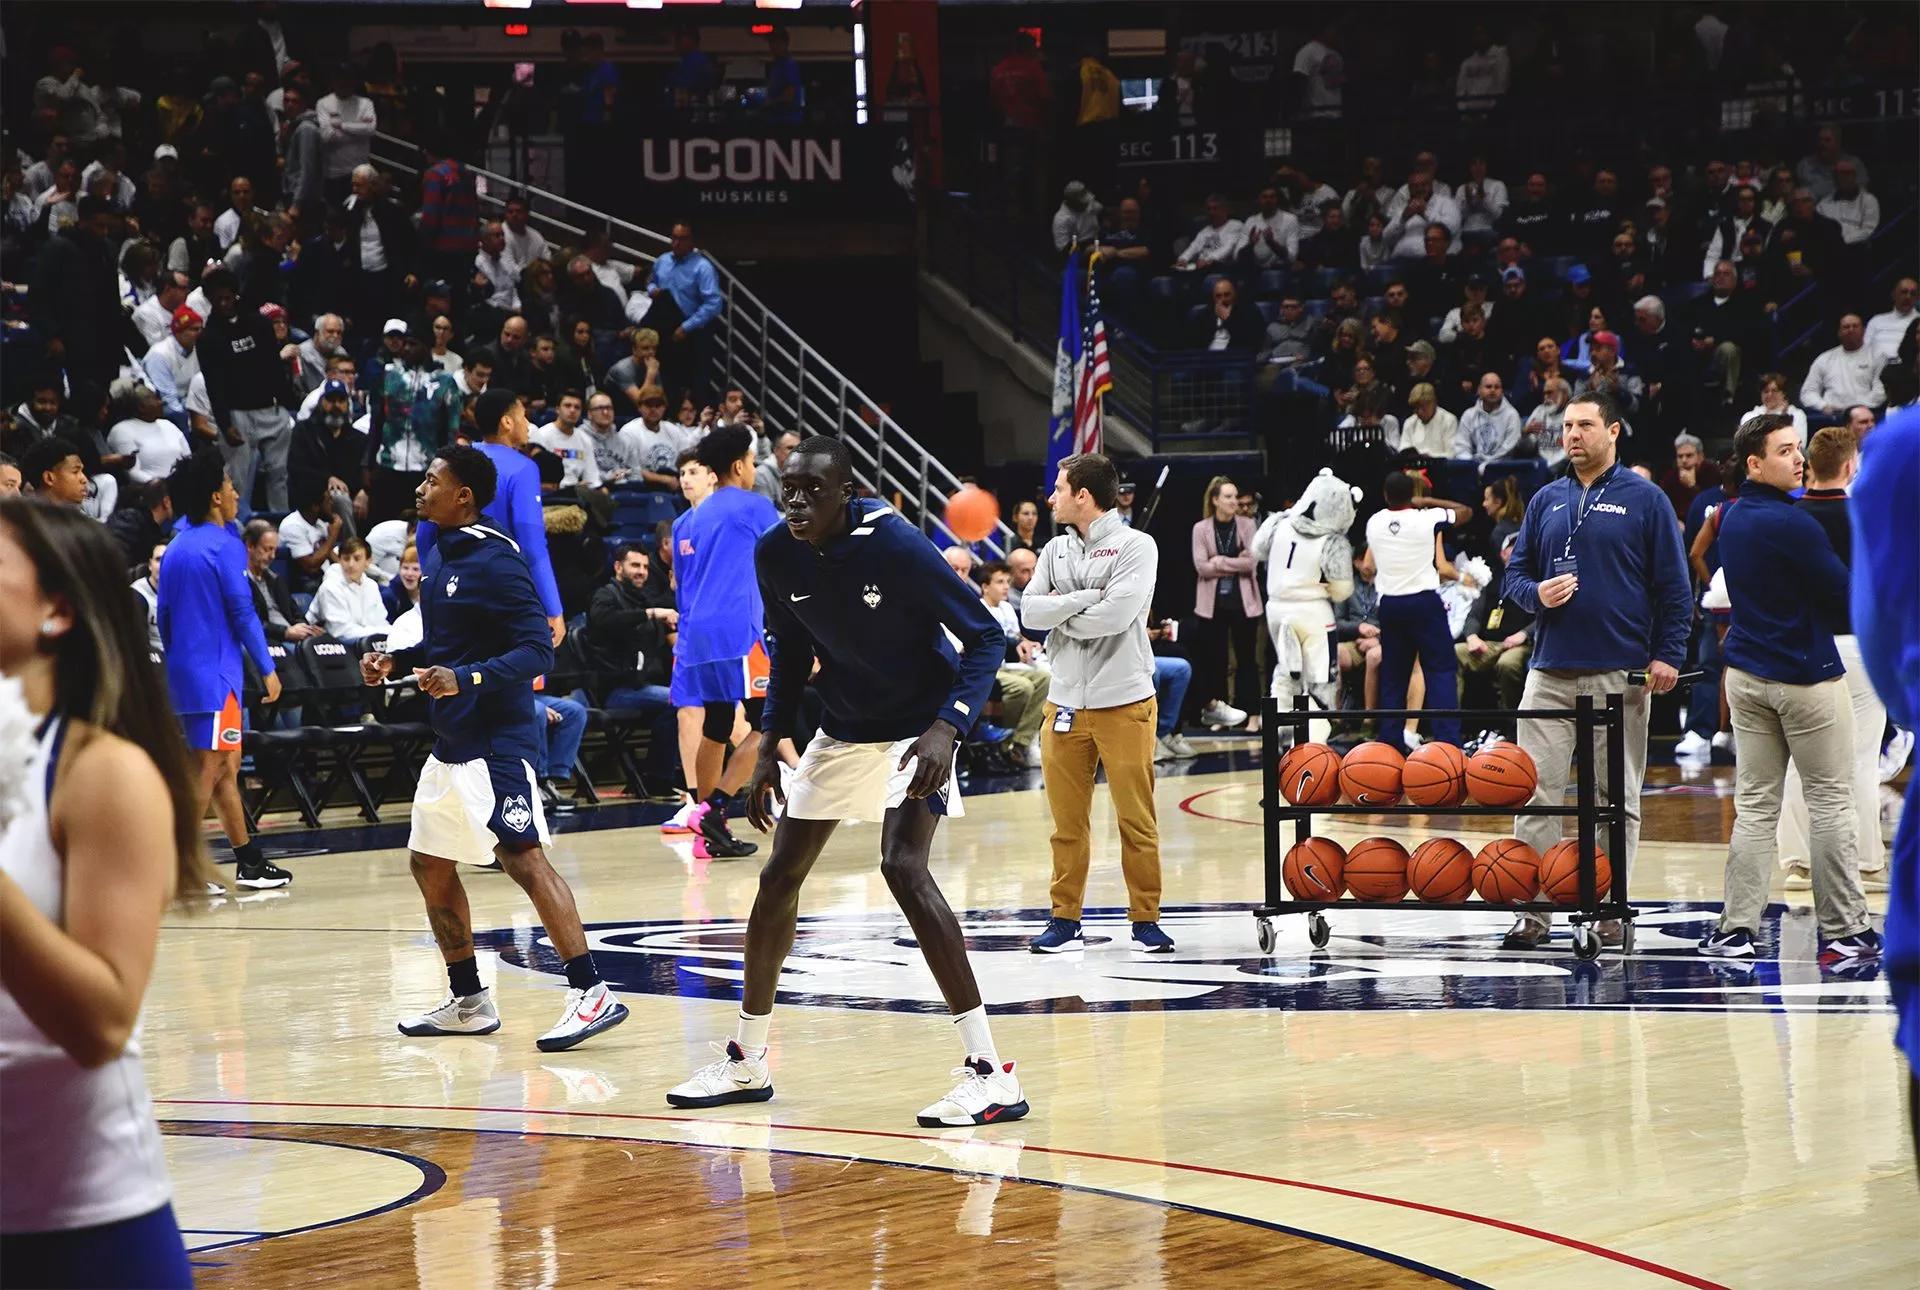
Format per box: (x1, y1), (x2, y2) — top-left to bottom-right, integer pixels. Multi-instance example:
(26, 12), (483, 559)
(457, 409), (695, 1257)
(1343, 836), (1410, 901)
(1278, 742), (1342, 807)
(1408, 837), (1475, 902)
(943, 485), (1000, 542)
(1283, 837), (1347, 899)
(1339, 741), (1405, 806)
(1402, 742), (1468, 808)
(1471, 838), (1541, 902)
(1465, 741), (1539, 807)
(1538, 840), (1612, 906)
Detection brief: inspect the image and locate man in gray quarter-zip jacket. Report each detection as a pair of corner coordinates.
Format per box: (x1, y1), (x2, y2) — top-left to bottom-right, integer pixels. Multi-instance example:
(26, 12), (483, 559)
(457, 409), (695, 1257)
(1020, 452), (1175, 957)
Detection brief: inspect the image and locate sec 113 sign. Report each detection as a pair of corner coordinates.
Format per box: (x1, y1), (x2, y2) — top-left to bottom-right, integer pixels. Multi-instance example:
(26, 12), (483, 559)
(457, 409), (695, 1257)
(1117, 130), (1223, 168)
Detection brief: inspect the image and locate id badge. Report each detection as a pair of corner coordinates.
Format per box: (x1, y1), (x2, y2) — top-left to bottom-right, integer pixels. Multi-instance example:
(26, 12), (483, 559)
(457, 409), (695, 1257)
(1052, 706), (1076, 733)
(1550, 556), (1579, 579)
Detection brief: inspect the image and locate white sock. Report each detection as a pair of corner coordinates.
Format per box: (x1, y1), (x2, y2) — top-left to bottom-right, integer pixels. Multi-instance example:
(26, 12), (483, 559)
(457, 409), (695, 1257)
(953, 1005), (998, 1065)
(734, 1010), (771, 1057)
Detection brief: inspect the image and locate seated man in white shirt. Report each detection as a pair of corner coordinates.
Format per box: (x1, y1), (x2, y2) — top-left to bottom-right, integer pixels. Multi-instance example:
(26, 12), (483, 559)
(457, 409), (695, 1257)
(1864, 277), (1916, 366)
(304, 537), (389, 643)
(1384, 173), (1461, 261)
(107, 380), (192, 484)
(278, 485), (343, 594)
(1815, 160), (1879, 246)
(617, 384), (692, 493)
(472, 220), (523, 311)
(501, 195), (551, 267)
(1799, 314), (1886, 426)
(1174, 193), (1246, 271)
(1240, 186), (1300, 270)
(133, 271), (190, 349)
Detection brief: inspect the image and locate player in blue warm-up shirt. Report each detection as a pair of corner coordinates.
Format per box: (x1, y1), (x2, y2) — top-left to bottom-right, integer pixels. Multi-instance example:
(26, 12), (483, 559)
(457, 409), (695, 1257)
(155, 447), (290, 890)
(668, 425), (782, 859)
(361, 445), (627, 1055)
(664, 435), (1028, 1131)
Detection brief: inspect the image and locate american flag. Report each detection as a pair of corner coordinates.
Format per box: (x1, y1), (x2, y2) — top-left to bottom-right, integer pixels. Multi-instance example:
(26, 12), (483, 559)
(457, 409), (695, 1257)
(1048, 251), (1111, 480)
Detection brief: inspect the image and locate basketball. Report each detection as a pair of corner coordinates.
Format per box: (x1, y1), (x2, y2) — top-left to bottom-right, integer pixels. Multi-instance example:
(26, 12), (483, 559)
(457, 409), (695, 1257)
(1343, 836), (1410, 901)
(1283, 837), (1347, 900)
(1472, 838), (1541, 903)
(1402, 742), (1468, 808)
(1278, 742), (1342, 806)
(1339, 741), (1406, 807)
(943, 485), (1000, 542)
(1466, 742), (1539, 808)
(1539, 840), (1613, 906)
(1408, 837), (1475, 903)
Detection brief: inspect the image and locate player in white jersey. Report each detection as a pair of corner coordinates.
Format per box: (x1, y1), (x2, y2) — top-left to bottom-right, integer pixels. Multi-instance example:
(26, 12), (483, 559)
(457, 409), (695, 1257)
(1251, 468), (1360, 745)
(0, 501), (210, 1286)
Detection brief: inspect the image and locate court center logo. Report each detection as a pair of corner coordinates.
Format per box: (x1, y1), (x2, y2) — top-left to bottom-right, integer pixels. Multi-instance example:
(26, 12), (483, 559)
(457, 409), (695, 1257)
(474, 903), (1889, 1016)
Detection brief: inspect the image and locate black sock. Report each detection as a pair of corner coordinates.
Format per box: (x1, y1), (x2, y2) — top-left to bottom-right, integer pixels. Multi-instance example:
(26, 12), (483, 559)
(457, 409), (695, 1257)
(447, 955), (483, 998)
(563, 953), (600, 992)
(705, 790), (729, 812)
(233, 839), (263, 868)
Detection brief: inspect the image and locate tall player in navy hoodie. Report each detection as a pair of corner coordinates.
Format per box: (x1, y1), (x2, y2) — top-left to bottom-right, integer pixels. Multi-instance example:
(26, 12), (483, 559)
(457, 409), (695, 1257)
(665, 436), (1028, 1127)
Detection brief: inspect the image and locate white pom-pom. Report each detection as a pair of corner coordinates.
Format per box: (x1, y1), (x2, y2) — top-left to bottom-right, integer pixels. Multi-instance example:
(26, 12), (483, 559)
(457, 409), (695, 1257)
(0, 676), (39, 834)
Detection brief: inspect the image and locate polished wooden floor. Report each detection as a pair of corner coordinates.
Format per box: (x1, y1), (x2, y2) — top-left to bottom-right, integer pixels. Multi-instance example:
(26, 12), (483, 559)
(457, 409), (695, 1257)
(145, 757), (1916, 1288)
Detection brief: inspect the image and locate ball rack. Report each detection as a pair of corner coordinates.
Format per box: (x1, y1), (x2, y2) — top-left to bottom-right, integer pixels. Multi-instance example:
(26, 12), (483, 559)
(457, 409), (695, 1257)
(1256, 693), (1633, 961)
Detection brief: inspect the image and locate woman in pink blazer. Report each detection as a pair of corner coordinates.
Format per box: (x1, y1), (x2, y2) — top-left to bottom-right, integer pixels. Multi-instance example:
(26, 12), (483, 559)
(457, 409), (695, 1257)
(1190, 476), (1263, 731)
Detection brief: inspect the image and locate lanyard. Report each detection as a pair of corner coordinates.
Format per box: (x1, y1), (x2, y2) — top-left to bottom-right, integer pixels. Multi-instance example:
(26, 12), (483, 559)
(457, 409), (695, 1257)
(1563, 468), (1614, 558)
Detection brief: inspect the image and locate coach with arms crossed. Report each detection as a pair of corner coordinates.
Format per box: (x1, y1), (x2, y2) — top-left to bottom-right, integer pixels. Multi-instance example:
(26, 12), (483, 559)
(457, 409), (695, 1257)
(1022, 453), (1175, 956)
(1499, 388), (1691, 951)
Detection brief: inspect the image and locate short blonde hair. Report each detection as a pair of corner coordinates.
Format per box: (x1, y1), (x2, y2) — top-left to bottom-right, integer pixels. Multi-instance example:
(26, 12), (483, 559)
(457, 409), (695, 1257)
(1407, 381), (1435, 407)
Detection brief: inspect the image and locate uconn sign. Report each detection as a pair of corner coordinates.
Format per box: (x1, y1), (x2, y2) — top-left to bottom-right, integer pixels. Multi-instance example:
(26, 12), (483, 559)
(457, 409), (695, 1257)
(641, 136), (841, 206)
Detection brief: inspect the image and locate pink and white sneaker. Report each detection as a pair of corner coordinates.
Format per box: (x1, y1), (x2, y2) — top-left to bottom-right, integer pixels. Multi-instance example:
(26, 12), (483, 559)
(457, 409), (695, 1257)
(660, 799), (700, 835)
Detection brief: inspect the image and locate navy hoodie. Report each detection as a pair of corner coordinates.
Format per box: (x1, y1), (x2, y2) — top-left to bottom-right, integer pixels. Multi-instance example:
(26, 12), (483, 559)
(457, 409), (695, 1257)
(1502, 462), (1692, 671)
(757, 498), (1003, 743)
(389, 515), (553, 765)
(1719, 482), (1848, 685)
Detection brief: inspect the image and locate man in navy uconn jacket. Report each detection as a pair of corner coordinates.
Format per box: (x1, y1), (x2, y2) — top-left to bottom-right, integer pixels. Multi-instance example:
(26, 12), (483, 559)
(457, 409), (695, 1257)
(1498, 387), (1691, 951)
(665, 436), (1030, 1131)
(361, 446), (627, 1054)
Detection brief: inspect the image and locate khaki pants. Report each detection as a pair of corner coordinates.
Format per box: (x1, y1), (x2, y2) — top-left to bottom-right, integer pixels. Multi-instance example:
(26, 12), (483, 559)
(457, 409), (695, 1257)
(1513, 668), (1650, 928)
(1454, 639), (1532, 711)
(1721, 667), (1870, 938)
(995, 667), (1052, 748)
(1041, 697), (1160, 921)
(1778, 636), (1885, 875)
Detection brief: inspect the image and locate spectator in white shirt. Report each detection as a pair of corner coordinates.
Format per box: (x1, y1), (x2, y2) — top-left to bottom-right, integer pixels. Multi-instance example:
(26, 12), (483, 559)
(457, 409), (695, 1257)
(1865, 277), (1917, 366)
(1701, 184), (1769, 278)
(316, 63), (378, 198)
(618, 385), (692, 493)
(1453, 372), (1523, 462)
(1455, 27), (1511, 112)
(1240, 185), (1300, 269)
(1794, 125), (1870, 203)
(141, 306), (203, 433)
(472, 220), (523, 311)
(1176, 194), (1246, 271)
(1051, 181), (1102, 253)
(1278, 164), (1340, 236)
(1524, 376), (1572, 468)
(582, 230), (634, 303)
(212, 176), (257, 250)
(1357, 212), (1391, 271)
(1400, 383), (1458, 457)
(1815, 161), (1879, 245)
(1800, 314), (1886, 421)
(305, 538), (388, 642)
(501, 194), (551, 267)
(1457, 155), (1509, 240)
(132, 271), (190, 349)
(532, 392), (603, 488)
(1383, 174), (1460, 261)
(1291, 23), (1345, 121)
(107, 382), (192, 483)
(1741, 371), (1809, 448)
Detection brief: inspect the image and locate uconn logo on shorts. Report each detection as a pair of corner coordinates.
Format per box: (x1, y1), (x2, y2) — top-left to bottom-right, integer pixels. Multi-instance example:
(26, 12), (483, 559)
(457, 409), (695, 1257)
(499, 794), (534, 834)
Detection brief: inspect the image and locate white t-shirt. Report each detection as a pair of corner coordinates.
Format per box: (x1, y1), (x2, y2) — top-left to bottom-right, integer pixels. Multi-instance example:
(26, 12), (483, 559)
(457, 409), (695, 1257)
(618, 417), (694, 479)
(503, 223), (550, 267)
(1365, 506), (1450, 597)
(984, 598), (1021, 642)
(184, 371), (212, 421)
(278, 509), (332, 561)
(1292, 40), (1344, 117)
(107, 417), (191, 483)
(533, 423), (602, 488)
(132, 295), (173, 348)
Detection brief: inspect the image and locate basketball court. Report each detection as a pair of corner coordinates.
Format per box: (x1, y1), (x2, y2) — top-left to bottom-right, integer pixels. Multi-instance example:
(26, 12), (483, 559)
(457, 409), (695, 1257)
(152, 753), (1914, 1288)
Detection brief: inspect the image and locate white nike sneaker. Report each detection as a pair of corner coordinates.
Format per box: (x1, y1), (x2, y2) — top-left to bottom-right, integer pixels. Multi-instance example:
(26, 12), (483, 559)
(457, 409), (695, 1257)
(1675, 731), (1711, 759)
(660, 798), (698, 834)
(1881, 727), (1915, 783)
(916, 1056), (1030, 1128)
(398, 989), (502, 1037)
(666, 1039), (774, 1108)
(535, 982), (629, 1052)
(1201, 700), (1247, 729)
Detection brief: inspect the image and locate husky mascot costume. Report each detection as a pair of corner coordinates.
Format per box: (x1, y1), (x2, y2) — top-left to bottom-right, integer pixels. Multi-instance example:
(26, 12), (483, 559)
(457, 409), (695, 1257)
(1250, 468), (1361, 745)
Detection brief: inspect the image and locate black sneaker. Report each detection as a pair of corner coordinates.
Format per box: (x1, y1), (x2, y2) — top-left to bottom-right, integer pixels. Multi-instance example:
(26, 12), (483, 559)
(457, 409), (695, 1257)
(1698, 928), (1756, 958)
(236, 857), (293, 889)
(1820, 929), (1883, 962)
(693, 803), (758, 860)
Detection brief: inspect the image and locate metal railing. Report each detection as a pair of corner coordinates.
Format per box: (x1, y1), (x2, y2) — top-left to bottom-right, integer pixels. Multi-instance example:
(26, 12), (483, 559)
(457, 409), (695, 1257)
(371, 132), (1015, 555)
(1105, 329), (1258, 448)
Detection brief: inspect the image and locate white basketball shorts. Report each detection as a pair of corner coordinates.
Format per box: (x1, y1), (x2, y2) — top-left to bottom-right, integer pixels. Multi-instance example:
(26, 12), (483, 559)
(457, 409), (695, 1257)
(782, 734), (965, 822)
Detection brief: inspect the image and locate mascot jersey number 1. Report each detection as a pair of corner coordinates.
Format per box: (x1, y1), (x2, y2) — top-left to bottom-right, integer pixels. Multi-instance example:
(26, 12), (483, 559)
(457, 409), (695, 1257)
(1250, 468), (1361, 745)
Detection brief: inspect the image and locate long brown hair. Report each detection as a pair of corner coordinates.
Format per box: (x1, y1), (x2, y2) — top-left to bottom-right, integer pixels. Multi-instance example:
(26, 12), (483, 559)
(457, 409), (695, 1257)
(1201, 474), (1238, 519)
(0, 500), (210, 898)
(1487, 475), (1526, 524)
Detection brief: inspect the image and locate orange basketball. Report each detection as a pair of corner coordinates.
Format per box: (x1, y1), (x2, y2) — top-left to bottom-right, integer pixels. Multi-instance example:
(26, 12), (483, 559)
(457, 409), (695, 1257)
(1539, 840), (1613, 906)
(1408, 837), (1475, 903)
(1466, 741), (1539, 808)
(1343, 836), (1410, 901)
(1283, 837), (1347, 900)
(1472, 838), (1541, 903)
(1278, 742), (1342, 807)
(1339, 741), (1405, 807)
(1402, 742), (1468, 808)
(944, 485), (1001, 542)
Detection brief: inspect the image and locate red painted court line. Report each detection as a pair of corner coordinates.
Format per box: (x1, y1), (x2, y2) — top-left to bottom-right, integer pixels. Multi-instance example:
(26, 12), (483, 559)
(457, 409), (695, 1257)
(1179, 784), (1260, 826)
(158, 1096), (1725, 1288)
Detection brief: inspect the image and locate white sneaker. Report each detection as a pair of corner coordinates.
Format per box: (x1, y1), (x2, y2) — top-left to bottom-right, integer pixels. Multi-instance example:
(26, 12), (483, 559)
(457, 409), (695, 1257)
(1167, 732), (1198, 758)
(1675, 731), (1711, 759)
(398, 989), (502, 1037)
(1712, 730), (1735, 755)
(661, 798), (698, 835)
(1784, 864), (1811, 890)
(203, 879), (226, 896)
(1154, 735), (1177, 762)
(1881, 727), (1914, 783)
(535, 982), (629, 1052)
(666, 1039), (774, 1108)
(916, 1057), (1030, 1128)
(1201, 700), (1247, 729)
